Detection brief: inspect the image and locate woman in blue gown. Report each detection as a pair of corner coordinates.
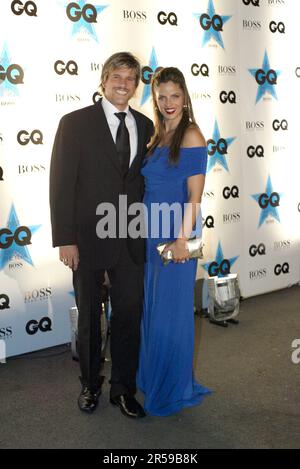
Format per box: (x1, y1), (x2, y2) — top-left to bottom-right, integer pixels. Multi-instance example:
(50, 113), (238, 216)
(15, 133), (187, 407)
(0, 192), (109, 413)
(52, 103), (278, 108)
(137, 67), (211, 416)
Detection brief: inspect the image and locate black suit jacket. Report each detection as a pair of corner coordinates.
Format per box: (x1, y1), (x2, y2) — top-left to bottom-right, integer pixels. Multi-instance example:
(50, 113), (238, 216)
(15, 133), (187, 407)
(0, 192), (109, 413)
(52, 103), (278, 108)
(50, 99), (153, 269)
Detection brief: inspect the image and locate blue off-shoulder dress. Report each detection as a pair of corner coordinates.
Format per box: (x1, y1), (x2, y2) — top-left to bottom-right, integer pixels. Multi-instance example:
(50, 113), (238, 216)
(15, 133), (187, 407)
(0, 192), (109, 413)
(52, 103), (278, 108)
(137, 146), (212, 417)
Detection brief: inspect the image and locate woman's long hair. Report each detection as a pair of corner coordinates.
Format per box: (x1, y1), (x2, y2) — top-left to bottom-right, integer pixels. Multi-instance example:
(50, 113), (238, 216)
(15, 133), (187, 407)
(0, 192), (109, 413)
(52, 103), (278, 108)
(148, 67), (197, 164)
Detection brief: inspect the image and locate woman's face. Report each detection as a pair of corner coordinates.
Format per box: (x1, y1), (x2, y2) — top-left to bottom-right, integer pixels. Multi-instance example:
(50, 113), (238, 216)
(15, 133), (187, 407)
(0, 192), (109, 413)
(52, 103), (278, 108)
(155, 81), (185, 125)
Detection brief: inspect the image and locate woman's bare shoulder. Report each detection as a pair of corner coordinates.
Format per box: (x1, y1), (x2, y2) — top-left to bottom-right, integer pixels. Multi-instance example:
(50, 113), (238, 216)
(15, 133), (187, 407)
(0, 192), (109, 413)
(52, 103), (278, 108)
(181, 124), (206, 148)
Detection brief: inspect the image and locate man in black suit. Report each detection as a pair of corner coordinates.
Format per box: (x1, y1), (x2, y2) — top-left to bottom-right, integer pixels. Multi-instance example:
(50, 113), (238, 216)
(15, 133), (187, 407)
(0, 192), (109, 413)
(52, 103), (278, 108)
(50, 52), (153, 418)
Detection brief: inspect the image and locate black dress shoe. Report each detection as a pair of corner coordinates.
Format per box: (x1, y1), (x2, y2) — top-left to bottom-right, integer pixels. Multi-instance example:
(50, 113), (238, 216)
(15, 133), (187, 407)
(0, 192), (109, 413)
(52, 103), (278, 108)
(78, 386), (101, 413)
(110, 394), (146, 419)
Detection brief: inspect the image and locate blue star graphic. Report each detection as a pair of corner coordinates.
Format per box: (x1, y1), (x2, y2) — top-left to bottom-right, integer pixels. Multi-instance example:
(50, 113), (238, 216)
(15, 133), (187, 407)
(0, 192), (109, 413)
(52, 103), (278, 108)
(251, 175), (282, 227)
(66, 0), (108, 43)
(201, 242), (239, 278)
(194, 0), (232, 49)
(207, 120), (236, 172)
(141, 48), (159, 106)
(0, 205), (41, 270)
(0, 43), (19, 97)
(248, 51), (281, 104)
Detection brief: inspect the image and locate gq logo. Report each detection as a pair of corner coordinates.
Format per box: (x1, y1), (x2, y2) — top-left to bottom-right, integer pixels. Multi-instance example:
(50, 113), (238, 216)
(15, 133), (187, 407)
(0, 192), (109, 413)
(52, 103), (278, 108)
(157, 11), (177, 25)
(0, 63), (24, 85)
(249, 243), (266, 257)
(200, 13), (223, 31)
(220, 91), (236, 103)
(242, 0), (260, 5)
(141, 65), (163, 85)
(25, 317), (52, 335)
(258, 192), (280, 209)
(203, 215), (214, 228)
(66, 2), (97, 23)
(255, 68), (277, 85)
(296, 67), (300, 78)
(207, 138), (227, 156)
(247, 145), (264, 158)
(54, 60), (78, 76)
(0, 294), (10, 310)
(269, 21), (285, 33)
(223, 186), (239, 199)
(0, 226), (32, 249)
(272, 119), (288, 131)
(191, 63), (209, 77)
(93, 91), (102, 104)
(17, 130), (43, 145)
(274, 263), (289, 275)
(208, 259), (231, 277)
(0, 167), (3, 181)
(11, 0), (37, 16)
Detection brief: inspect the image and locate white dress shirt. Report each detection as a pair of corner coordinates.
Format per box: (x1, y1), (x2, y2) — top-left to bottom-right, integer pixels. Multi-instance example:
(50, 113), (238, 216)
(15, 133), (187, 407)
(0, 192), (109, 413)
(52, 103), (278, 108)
(101, 96), (138, 167)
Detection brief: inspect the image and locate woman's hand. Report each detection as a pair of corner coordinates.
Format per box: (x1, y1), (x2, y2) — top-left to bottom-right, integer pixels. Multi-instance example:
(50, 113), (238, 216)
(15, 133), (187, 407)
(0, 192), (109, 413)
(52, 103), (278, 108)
(162, 239), (189, 263)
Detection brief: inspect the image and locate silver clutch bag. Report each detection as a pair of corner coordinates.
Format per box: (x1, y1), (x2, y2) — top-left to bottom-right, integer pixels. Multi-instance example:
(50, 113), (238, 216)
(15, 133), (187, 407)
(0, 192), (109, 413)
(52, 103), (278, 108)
(156, 238), (203, 265)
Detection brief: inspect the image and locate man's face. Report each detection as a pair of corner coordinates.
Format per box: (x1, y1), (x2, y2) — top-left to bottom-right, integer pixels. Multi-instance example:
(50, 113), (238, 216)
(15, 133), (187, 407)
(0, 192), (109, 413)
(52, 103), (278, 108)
(102, 67), (138, 111)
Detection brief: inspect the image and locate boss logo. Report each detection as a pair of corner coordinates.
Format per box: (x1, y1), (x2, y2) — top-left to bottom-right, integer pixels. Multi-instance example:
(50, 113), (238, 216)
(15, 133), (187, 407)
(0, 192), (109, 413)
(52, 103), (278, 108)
(203, 191), (215, 199)
(25, 317), (52, 335)
(249, 243), (266, 257)
(274, 240), (291, 250)
(55, 94), (80, 103)
(123, 10), (146, 21)
(223, 186), (239, 199)
(208, 259), (231, 277)
(258, 192), (280, 209)
(274, 263), (289, 275)
(207, 138), (227, 156)
(0, 64), (24, 85)
(243, 19), (261, 29)
(242, 0), (260, 5)
(0, 294), (10, 310)
(247, 145), (264, 158)
(24, 287), (52, 303)
(199, 13), (223, 31)
(66, 2), (97, 23)
(249, 268), (267, 280)
(11, 0), (37, 16)
(220, 91), (236, 103)
(203, 215), (214, 228)
(255, 69), (277, 85)
(157, 11), (177, 26)
(17, 130), (43, 145)
(246, 121), (264, 130)
(269, 21), (285, 33)
(92, 91), (102, 104)
(0, 226), (31, 249)
(191, 92), (211, 100)
(0, 167), (3, 181)
(272, 119), (288, 131)
(54, 60), (78, 76)
(141, 66), (163, 85)
(0, 326), (13, 339)
(223, 212), (241, 224)
(296, 67), (300, 78)
(218, 65), (236, 75)
(268, 0), (285, 5)
(191, 63), (209, 77)
(18, 164), (46, 174)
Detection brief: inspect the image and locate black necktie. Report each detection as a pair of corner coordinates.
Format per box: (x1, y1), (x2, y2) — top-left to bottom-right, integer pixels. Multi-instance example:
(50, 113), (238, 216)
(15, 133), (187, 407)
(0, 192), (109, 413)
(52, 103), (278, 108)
(115, 112), (130, 174)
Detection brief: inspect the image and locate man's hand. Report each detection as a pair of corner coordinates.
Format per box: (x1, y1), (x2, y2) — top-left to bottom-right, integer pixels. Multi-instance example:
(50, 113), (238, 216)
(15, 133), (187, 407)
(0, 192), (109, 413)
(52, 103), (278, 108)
(59, 245), (79, 271)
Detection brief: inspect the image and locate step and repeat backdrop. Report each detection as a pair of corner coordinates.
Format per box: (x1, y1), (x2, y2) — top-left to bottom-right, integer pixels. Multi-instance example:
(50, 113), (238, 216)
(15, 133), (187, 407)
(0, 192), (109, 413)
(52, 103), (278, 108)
(0, 0), (299, 357)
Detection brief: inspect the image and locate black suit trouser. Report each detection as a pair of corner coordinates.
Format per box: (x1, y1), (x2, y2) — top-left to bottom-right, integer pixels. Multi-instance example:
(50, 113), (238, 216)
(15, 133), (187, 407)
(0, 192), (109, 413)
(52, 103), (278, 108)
(73, 242), (144, 397)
